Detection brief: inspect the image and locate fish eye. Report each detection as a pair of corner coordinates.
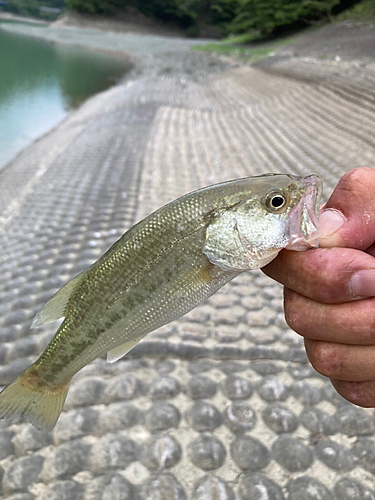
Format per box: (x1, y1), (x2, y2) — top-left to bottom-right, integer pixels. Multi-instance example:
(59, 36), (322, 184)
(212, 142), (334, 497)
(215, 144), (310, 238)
(264, 190), (288, 212)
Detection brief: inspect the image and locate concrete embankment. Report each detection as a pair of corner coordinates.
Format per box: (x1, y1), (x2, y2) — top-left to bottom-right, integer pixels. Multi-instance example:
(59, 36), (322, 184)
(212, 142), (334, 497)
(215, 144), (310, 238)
(0, 20), (375, 499)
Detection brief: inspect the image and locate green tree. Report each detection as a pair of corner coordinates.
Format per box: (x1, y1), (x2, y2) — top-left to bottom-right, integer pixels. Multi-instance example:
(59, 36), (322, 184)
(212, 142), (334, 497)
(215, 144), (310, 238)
(209, 0), (241, 24)
(227, 0), (340, 35)
(62, 0), (361, 36)
(3, 0), (41, 16)
(66, 0), (126, 14)
(136, 0), (202, 26)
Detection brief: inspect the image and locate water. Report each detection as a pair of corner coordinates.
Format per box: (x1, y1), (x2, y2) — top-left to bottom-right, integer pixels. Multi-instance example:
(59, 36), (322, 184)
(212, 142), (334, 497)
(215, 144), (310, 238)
(0, 22), (133, 169)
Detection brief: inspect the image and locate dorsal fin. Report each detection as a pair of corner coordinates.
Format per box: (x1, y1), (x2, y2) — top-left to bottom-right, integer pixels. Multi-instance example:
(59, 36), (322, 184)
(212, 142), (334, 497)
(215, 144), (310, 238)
(107, 337), (142, 363)
(31, 272), (86, 328)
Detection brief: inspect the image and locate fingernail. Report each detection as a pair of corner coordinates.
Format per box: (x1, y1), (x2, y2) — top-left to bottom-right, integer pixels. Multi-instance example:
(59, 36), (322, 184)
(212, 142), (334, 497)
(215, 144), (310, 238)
(319, 209), (345, 238)
(350, 269), (375, 297)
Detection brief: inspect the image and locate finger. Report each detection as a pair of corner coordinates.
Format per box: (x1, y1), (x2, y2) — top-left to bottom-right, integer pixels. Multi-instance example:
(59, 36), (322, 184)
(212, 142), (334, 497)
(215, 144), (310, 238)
(263, 247), (375, 303)
(284, 288), (375, 345)
(331, 379), (375, 408)
(319, 168), (375, 250)
(305, 338), (375, 381)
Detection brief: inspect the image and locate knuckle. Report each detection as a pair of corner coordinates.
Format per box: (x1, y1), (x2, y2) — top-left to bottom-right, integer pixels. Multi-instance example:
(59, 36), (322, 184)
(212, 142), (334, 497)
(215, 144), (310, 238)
(304, 250), (346, 303)
(314, 280), (336, 303)
(352, 301), (375, 343)
(284, 290), (308, 335)
(347, 392), (375, 408)
(284, 300), (303, 332)
(369, 324), (375, 343)
(366, 305), (375, 341)
(306, 341), (344, 378)
(341, 167), (374, 186)
(332, 380), (375, 408)
(363, 317), (375, 343)
(309, 248), (364, 304)
(340, 168), (375, 199)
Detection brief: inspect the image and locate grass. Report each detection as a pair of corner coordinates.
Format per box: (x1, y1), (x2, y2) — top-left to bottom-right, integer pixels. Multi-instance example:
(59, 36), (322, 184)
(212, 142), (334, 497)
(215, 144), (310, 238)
(192, 42), (272, 62)
(337, 0), (375, 20)
(193, 0), (375, 63)
(192, 36), (295, 63)
(221, 33), (260, 44)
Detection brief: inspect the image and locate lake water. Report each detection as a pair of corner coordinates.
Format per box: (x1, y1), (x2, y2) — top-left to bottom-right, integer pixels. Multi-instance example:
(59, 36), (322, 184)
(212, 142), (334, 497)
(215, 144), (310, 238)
(0, 22), (133, 169)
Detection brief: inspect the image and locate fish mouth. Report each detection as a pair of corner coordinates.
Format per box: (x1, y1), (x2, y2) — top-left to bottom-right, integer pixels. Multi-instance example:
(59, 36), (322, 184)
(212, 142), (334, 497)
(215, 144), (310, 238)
(286, 174), (323, 251)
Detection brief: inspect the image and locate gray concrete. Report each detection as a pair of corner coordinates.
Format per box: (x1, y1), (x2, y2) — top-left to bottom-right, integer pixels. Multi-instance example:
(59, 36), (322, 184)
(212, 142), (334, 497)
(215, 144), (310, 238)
(0, 20), (375, 500)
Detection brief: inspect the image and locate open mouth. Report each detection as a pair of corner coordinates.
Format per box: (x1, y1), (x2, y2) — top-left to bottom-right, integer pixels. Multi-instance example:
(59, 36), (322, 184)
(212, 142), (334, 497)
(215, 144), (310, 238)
(286, 174), (323, 251)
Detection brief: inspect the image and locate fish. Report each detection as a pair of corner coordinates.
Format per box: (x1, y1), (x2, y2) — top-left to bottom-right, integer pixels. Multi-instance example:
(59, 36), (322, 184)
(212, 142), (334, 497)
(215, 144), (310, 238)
(0, 173), (322, 431)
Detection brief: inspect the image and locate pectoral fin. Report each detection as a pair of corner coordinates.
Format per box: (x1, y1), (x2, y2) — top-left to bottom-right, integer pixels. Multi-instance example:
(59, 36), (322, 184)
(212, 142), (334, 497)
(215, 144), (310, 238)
(31, 271), (86, 328)
(107, 337), (143, 363)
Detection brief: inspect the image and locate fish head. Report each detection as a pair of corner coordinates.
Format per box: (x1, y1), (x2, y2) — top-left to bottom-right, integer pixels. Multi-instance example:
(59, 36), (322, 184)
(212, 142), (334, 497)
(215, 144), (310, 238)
(203, 174), (322, 271)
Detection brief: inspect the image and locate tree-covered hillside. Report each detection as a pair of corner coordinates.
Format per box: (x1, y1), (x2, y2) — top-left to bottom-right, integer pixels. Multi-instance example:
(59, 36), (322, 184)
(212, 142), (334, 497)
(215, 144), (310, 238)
(63, 0), (368, 36)
(1, 0), (372, 37)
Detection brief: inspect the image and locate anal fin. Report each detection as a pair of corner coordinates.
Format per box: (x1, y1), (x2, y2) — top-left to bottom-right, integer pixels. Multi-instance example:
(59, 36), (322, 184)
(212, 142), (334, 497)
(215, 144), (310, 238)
(107, 336), (143, 363)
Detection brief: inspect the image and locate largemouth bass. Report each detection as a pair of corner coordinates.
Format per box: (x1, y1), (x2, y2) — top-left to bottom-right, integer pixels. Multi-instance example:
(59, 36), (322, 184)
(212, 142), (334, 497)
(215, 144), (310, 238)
(0, 173), (322, 431)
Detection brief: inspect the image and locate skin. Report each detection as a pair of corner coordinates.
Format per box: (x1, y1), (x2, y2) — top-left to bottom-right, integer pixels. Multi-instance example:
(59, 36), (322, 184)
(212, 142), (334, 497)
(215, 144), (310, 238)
(263, 167), (375, 407)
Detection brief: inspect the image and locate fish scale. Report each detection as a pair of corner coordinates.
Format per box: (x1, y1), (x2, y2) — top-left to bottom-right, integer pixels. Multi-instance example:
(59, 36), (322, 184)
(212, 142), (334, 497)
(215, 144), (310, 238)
(38, 192), (240, 383)
(0, 173), (321, 431)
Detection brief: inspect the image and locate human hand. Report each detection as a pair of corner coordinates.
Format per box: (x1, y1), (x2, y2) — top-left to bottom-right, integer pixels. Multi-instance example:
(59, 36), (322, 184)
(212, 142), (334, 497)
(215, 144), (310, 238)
(263, 167), (375, 407)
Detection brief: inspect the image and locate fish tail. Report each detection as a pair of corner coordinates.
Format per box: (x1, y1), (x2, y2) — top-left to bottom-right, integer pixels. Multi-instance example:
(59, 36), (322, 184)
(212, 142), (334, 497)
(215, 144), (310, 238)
(0, 365), (70, 432)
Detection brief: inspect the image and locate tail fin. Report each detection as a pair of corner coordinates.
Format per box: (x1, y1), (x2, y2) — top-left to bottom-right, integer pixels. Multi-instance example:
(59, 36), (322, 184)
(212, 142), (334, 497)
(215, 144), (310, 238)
(0, 366), (70, 432)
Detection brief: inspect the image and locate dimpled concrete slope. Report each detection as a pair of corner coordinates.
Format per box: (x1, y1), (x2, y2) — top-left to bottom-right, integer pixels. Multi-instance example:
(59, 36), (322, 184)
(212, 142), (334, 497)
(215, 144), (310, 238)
(1, 25), (375, 500)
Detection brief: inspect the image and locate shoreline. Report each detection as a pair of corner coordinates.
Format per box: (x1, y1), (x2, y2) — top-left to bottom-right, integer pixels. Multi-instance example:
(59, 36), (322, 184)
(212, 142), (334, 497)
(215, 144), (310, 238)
(0, 14), (140, 73)
(0, 11), (48, 24)
(0, 20), (210, 57)
(0, 19), (235, 173)
(0, 21), (139, 173)
(0, 19), (216, 80)
(51, 10), (190, 38)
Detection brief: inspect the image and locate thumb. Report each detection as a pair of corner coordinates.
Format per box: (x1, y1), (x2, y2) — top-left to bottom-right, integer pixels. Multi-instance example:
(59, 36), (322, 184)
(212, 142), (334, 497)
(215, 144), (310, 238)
(319, 168), (375, 250)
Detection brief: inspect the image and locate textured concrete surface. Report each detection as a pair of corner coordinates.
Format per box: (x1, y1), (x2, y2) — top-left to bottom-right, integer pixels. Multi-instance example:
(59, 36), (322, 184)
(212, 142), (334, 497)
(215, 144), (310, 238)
(1, 21), (375, 500)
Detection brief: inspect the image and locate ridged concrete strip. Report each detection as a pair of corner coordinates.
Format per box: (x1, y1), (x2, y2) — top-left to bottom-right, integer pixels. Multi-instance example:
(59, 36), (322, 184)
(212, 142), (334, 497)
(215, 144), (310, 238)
(209, 67), (307, 109)
(271, 92), (375, 175)
(260, 57), (375, 95)
(103, 64), (375, 221)
(252, 101), (352, 181)
(0, 120), (87, 229)
(193, 110), (226, 183)
(252, 90), (375, 182)
(292, 87), (375, 149)
(230, 108), (281, 176)
(252, 104), (341, 191)
(208, 77), (335, 180)
(210, 110), (259, 179)
(320, 84), (375, 129)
